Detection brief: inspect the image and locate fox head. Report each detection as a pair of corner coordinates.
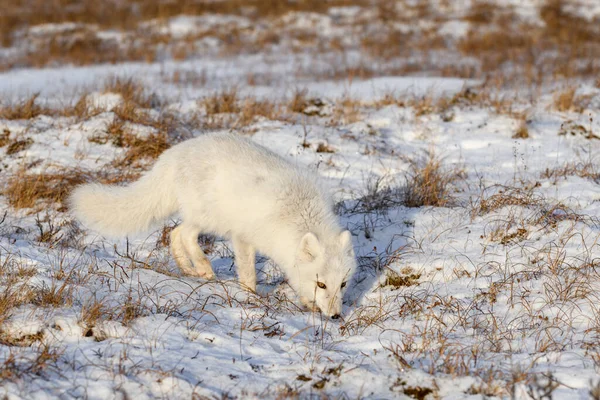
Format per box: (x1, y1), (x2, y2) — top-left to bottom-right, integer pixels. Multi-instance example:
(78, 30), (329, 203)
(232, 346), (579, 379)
(293, 230), (356, 319)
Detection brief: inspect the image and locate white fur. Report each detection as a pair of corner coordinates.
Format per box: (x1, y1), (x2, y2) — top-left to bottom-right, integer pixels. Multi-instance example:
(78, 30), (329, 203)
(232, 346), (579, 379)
(70, 132), (356, 317)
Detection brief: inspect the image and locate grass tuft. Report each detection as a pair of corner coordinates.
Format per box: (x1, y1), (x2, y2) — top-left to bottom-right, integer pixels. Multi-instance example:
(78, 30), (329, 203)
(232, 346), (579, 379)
(3, 167), (140, 211)
(402, 151), (464, 208)
(0, 94), (48, 120)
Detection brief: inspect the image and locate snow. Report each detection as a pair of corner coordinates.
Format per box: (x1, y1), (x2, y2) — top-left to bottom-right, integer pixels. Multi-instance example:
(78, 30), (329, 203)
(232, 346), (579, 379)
(2, 2), (600, 400)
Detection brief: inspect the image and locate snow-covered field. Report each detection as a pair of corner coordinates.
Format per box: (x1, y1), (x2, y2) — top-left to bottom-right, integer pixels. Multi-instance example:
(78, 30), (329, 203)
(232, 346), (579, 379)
(1, 1), (600, 399)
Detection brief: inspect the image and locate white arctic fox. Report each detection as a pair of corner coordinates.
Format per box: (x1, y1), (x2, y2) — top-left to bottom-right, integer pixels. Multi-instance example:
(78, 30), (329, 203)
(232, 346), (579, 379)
(70, 132), (356, 318)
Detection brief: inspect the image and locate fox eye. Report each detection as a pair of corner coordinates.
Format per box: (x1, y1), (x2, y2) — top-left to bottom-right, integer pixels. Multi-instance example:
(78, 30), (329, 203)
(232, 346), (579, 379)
(317, 282), (327, 289)
(341, 282), (347, 288)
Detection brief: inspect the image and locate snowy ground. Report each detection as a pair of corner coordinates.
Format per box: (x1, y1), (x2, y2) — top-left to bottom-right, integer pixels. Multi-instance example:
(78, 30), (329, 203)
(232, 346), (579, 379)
(2, 2), (600, 400)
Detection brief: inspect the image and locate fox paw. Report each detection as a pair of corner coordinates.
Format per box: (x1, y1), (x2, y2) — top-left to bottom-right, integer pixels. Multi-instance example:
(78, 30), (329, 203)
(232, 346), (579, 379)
(187, 270), (214, 280)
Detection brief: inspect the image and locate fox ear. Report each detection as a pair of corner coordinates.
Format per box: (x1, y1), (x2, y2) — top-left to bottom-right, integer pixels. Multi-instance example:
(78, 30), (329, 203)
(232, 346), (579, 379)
(339, 230), (354, 256)
(298, 232), (322, 262)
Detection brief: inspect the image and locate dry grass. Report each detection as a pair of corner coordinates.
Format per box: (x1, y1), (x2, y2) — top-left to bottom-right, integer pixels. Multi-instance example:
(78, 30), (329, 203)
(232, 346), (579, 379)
(373, 87), (517, 121)
(0, 0), (356, 45)
(0, 80), (153, 123)
(31, 281), (74, 308)
(1, 0), (598, 90)
(199, 88), (285, 129)
(0, 286), (34, 329)
(79, 299), (110, 337)
(94, 113), (174, 168)
(402, 151), (465, 208)
(458, 0), (600, 83)
(552, 86), (593, 113)
(513, 120), (530, 139)
(553, 86), (577, 112)
(237, 97), (280, 127)
(103, 77), (156, 109)
(471, 186), (543, 217)
(0, 344), (62, 380)
(331, 97), (362, 125)
(3, 167), (140, 211)
(382, 270), (421, 290)
(168, 69), (208, 87)
(289, 88), (310, 114)
(0, 256), (38, 344)
(203, 87), (240, 115)
(0, 129), (10, 147)
(542, 160), (600, 185)
(5, 138), (34, 155)
(316, 143), (336, 154)
(4, 168), (89, 210)
(113, 132), (171, 168)
(82, 79), (180, 167)
(0, 94), (49, 120)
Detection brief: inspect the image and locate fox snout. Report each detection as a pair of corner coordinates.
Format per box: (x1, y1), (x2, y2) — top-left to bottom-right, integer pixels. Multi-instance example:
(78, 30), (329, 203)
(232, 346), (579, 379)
(323, 298), (343, 320)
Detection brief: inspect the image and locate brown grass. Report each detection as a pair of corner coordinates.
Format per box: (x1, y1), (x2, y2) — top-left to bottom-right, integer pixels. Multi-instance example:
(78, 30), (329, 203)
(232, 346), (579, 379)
(168, 69), (208, 87)
(542, 160), (600, 185)
(85, 80), (178, 167)
(198, 88), (286, 129)
(80, 299), (106, 337)
(331, 97), (362, 125)
(0, 342), (62, 381)
(0, 129), (10, 147)
(372, 87), (517, 120)
(0, 286), (34, 328)
(103, 77), (155, 109)
(112, 132), (171, 168)
(237, 97), (280, 127)
(31, 281), (74, 308)
(0, 255), (38, 334)
(512, 112), (530, 139)
(289, 88), (310, 114)
(471, 186), (543, 217)
(316, 143), (336, 153)
(0, 94), (49, 120)
(1, 0), (598, 90)
(5, 138), (34, 155)
(553, 87), (577, 112)
(458, 0), (600, 83)
(3, 167), (140, 211)
(0, 0), (358, 48)
(203, 87), (240, 115)
(382, 270), (421, 290)
(402, 151), (464, 208)
(513, 121), (530, 139)
(0, 91), (110, 122)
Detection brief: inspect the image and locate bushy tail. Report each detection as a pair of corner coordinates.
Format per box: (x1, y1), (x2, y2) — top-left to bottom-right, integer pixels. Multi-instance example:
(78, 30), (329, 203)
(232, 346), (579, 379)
(69, 158), (178, 237)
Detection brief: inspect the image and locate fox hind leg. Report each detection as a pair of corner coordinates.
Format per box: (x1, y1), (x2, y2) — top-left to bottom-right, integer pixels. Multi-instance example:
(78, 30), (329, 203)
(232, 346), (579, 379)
(179, 223), (214, 279)
(170, 225), (196, 276)
(170, 223), (214, 279)
(232, 236), (256, 292)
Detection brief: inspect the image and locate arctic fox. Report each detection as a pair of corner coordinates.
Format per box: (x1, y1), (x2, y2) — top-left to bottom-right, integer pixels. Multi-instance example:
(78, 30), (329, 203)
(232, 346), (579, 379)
(70, 132), (356, 318)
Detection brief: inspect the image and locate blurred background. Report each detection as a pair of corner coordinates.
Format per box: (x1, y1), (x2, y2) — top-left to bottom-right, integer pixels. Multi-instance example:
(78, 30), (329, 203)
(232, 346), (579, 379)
(2, 0), (599, 90)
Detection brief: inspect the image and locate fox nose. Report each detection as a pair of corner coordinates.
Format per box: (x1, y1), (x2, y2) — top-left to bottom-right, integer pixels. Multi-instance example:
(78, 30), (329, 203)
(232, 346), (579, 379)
(331, 314), (340, 320)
